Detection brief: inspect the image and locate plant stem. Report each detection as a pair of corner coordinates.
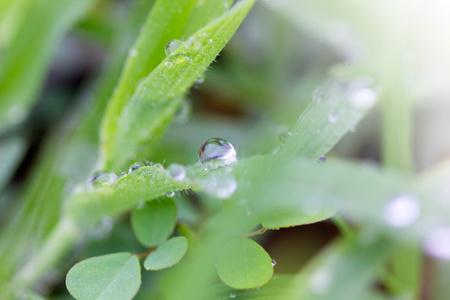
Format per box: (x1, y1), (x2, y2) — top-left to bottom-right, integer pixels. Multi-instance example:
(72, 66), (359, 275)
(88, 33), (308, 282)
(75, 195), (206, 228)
(13, 216), (80, 288)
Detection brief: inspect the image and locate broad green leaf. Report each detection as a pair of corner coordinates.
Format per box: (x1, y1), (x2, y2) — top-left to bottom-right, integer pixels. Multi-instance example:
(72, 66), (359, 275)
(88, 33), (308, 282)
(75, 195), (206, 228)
(0, 0), (94, 132)
(279, 239), (391, 300)
(216, 238), (273, 289)
(144, 236), (188, 270)
(102, 0), (256, 169)
(67, 165), (191, 227)
(66, 252), (141, 300)
(282, 78), (378, 159)
(131, 199), (177, 247)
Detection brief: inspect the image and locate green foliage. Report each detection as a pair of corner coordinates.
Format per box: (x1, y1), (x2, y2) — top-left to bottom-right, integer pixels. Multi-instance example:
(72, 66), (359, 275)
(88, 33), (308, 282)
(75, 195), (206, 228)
(144, 236), (188, 270)
(131, 199), (178, 247)
(216, 238), (274, 289)
(2, 0), (450, 299)
(66, 253), (141, 300)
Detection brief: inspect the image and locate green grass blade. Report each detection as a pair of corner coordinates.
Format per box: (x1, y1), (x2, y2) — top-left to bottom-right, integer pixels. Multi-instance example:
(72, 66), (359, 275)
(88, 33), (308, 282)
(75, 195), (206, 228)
(99, 0), (197, 167)
(282, 78), (378, 159)
(0, 0), (94, 132)
(280, 239), (391, 300)
(102, 0), (256, 169)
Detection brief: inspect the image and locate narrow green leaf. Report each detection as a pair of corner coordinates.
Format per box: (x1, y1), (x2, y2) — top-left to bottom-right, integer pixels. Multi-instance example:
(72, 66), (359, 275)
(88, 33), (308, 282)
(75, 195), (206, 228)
(261, 210), (336, 230)
(282, 78), (378, 159)
(102, 0), (256, 169)
(100, 0), (198, 166)
(67, 165), (191, 227)
(0, 138), (26, 190)
(131, 199), (178, 247)
(182, 0), (234, 37)
(0, 0), (94, 132)
(66, 252), (141, 300)
(144, 236), (188, 270)
(216, 238), (273, 289)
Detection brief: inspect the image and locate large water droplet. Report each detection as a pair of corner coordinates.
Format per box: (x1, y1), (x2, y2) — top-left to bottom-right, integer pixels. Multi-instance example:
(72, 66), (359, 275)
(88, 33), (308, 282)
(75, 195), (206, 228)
(423, 226), (450, 260)
(168, 164), (186, 181)
(198, 138), (237, 169)
(204, 172), (237, 199)
(165, 40), (183, 56)
(279, 131), (292, 145)
(382, 195), (420, 228)
(128, 163), (142, 174)
(89, 171), (118, 186)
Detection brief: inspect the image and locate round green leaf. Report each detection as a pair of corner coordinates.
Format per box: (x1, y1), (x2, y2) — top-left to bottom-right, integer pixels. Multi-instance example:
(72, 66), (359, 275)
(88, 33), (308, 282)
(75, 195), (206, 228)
(144, 236), (188, 270)
(66, 252), (141, 300)
(131, 199), (177, 247)
(216, 238), (273, 289)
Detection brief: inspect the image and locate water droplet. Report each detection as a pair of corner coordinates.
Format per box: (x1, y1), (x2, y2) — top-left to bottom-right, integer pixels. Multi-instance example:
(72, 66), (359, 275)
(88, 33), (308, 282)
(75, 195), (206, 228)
(174, 99), (192, 124)
(154, 163), (164, 170)
(229, 293), (236, 298)
(349, 122), (358, 132)
(423, 226), (450, 260)
(318, 155), (327, 162)
(128, 163), (142, 174)
(195, 73), (205, 84)
(271, 259), (276, 267)
(89, 171), (118, 186)
(198, 138), (237, 169)
(316, 129), (320, 134)
(165, 40), (183, 56)
(382, 195), (420, 228)
(328, 114), (337, 123)
(167, 191), (175, 198)
(130, 48), (139, 57)
(279, 131), (292, 145)
(224, 1), (230, 8)
(204, 172), (237, 199)
(349, 87), (377, 110)
(168, 164), (186, 181)
(165, 61), (173, 68)
(309, 268), (332, 295)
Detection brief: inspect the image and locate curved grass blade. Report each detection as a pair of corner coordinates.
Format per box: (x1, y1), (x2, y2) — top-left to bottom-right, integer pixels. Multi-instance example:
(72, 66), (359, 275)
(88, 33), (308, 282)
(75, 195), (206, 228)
(102, 0), (257, 169)
(0, 0), (94, 132)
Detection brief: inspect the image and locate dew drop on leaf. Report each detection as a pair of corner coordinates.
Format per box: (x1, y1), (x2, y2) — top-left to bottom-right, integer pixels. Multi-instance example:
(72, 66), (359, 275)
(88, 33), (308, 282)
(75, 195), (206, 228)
(271, 259), (276, 267)
(166, 191), (175, 198)
(278, 131), (292, 145)
(348, 87), (377, 110)
(128, 163), (142, 174)
(165, 40), (183, 56)
(198, 138), (237, 169)
(89, 171), (117, 186)
(328, 114), (337, 123)
(229, 293), (236, 298)
(382, 195), (420, 228)
(168, 164), (186, 181)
